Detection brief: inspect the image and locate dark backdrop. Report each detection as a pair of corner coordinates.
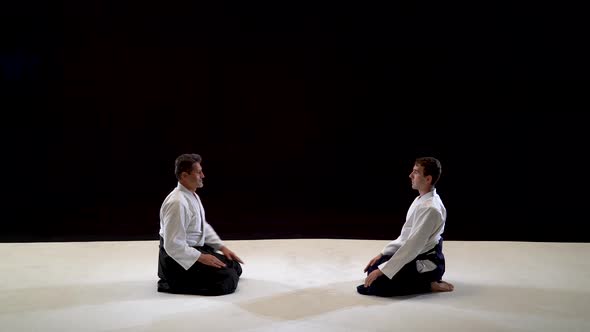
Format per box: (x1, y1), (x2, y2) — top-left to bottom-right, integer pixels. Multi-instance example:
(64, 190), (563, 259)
(2, 2), (588, 242)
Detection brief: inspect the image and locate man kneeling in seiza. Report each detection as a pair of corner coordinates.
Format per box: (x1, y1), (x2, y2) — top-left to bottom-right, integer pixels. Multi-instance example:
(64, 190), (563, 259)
(158, 153), (243, 296)
(358, 157), (454, 296)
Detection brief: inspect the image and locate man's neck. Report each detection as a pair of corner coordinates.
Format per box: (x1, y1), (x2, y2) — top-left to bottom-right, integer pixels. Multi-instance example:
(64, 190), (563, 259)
(179, 181), (197, 193)
(418, 186), (433, 197)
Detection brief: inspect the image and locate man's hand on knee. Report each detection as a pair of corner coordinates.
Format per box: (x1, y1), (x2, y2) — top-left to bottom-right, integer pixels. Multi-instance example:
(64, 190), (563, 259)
(364, 254), (383, 272)
(198, 254), (226, 268)
(364, 269), (384, 287)
(220, 246), (244, 264)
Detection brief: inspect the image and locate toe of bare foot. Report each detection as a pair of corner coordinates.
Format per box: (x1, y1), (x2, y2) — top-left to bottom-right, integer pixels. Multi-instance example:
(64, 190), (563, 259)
(432, 281), (454, 292)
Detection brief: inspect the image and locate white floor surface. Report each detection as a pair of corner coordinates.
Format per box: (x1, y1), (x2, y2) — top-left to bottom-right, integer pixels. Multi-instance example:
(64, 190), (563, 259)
(1, 239), (589, 331)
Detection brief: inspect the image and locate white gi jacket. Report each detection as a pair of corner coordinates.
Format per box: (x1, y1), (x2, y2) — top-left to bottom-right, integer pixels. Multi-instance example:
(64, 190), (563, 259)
(378, 189), (447, 279)
(159, 183), (224, 270)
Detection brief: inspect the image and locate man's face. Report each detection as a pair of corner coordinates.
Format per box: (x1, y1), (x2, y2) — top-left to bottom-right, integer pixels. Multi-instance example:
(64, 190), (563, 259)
(409, 164), (429, 190)
(188, 162), (205, 189)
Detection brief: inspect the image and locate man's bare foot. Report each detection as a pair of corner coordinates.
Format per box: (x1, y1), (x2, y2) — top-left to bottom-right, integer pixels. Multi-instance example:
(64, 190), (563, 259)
(431, 280), (454, 292)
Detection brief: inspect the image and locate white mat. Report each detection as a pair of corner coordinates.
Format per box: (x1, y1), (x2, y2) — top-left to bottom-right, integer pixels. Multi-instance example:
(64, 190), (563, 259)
(1, 239), (589, 331)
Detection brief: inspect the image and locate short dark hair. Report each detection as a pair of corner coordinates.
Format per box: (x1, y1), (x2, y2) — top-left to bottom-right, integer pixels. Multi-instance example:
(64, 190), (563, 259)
(174, 153), (202, 180)
(415, 157), (442, 186)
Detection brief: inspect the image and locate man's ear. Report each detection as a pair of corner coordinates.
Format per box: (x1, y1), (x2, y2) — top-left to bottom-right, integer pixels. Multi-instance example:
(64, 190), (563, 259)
(425, 175), (433, 185)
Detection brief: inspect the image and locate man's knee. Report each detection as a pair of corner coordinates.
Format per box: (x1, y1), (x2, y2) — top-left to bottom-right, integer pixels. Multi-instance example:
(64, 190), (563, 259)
(199, 267), (240, 295)
(234, 261), (242, 276)
(207, 275), (239, 296)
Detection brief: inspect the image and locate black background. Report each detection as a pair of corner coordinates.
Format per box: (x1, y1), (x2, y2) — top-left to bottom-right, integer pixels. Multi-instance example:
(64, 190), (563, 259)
(2, 2), (588, 242)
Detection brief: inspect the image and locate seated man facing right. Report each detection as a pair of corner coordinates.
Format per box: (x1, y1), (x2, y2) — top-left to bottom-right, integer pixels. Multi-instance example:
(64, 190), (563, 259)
(157, 153), (243, 296)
